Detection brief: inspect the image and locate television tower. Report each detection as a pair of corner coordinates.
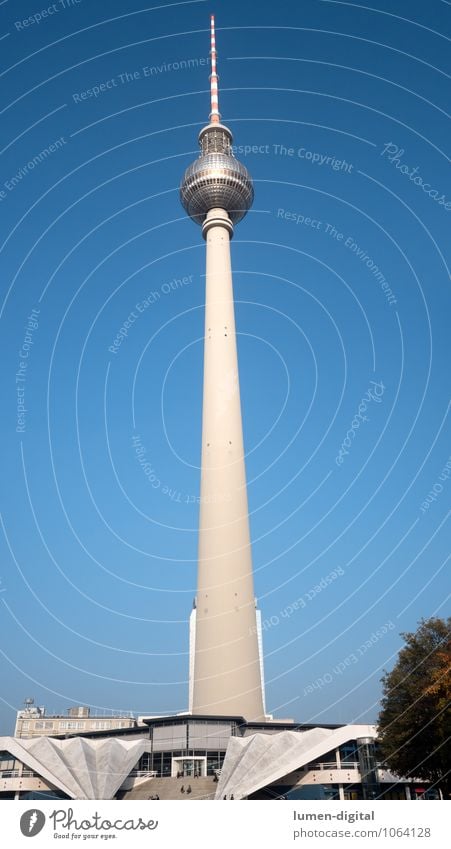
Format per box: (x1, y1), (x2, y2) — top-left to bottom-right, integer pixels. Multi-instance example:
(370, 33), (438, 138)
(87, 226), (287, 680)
(180, 16), (265, 720)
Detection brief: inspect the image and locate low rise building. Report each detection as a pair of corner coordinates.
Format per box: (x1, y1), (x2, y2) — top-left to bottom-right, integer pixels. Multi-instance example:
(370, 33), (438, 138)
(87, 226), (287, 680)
(14, 700), (137, 740)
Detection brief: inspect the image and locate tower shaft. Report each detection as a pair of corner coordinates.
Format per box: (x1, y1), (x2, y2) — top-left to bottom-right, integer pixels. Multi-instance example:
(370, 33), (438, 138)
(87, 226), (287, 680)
(192, 209), (265, 720)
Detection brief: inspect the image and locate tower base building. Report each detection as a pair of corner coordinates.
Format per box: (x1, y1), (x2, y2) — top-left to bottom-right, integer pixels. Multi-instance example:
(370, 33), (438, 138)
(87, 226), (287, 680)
(0, 719), (440, 800)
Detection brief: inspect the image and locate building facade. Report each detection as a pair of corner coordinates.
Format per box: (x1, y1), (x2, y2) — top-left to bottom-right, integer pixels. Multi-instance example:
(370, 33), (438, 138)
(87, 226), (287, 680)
(0, 719), (440, 800)
(14, 702), (136, 740)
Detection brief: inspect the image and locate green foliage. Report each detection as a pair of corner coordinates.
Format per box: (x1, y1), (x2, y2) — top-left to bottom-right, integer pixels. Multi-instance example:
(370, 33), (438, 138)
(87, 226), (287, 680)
(378, 617), (451, 798)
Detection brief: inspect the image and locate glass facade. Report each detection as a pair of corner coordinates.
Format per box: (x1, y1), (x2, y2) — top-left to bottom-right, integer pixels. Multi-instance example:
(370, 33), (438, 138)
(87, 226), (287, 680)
(339, 742), (359, 764)
(357, 737), (379, 799)
(136, 749), (225, 778)
(20, 790), (70, 800)
(278, 784), (341, 801)
(127, 719), (239, 778)
(200, 126), (232, 156)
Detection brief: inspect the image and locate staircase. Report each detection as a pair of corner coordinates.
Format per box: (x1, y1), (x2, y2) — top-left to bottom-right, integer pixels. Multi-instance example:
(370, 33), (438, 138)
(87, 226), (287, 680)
(117, 776), (217, 800)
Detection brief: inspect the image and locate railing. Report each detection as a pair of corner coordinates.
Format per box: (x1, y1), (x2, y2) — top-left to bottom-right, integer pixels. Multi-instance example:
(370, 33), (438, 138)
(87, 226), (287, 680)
(305, 762), (359, 771)
(128, 770), (157, 779)
(306, 762), (338, 771)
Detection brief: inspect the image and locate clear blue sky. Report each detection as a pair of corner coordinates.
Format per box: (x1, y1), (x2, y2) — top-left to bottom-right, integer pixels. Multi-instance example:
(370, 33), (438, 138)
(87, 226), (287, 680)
(0, 0), (449, 734)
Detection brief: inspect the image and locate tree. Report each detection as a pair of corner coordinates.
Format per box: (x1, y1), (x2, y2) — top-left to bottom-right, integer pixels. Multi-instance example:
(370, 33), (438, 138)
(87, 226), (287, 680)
(378, 617), (451, 799)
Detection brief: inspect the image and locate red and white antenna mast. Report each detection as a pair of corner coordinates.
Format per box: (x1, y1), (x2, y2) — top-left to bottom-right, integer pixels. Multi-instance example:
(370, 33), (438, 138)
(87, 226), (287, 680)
(209, 14), (221, 123)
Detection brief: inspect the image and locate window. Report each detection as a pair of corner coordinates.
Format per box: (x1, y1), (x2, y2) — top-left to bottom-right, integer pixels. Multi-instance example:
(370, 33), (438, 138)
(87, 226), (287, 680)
(151, 753), (162, 776)
(137, 754), (152, 772)
(207, 753), (224, 775)
(35, 721), (54, 729)
(339, 742), (359, 764)
(0, 752), (16, 771)
(321, 784), (341, 800)
(20, 790), (70, 800)
(160, 753), (172, 776)
(343, 783), (364, 800)
(0, 751), (21, 777)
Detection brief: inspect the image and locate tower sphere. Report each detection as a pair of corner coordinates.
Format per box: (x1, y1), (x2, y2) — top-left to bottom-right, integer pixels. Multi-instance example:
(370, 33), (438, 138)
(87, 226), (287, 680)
(180, 123), (254, 226)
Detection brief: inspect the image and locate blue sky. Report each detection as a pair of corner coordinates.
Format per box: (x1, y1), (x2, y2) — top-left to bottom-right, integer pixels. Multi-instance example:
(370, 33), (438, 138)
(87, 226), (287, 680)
(0, 0), (449, 733)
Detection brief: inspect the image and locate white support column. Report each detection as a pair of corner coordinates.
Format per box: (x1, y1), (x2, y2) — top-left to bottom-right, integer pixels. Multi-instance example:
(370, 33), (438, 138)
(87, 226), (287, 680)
(192, 208), (265, 720)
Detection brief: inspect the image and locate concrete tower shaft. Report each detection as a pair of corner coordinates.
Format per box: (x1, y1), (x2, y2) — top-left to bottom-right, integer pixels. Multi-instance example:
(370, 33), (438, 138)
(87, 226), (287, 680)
(180, 18), (265, 720)
(194, 209), (265, 719)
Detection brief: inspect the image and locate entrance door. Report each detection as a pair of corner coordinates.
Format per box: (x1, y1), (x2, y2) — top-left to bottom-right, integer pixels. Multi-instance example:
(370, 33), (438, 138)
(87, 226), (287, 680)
(172, 757), (206, 778)
(182, 759), (203, 777)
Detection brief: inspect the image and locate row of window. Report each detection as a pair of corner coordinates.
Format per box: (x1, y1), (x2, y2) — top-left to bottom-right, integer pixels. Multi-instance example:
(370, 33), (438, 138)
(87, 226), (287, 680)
(19, 720), (131, 731)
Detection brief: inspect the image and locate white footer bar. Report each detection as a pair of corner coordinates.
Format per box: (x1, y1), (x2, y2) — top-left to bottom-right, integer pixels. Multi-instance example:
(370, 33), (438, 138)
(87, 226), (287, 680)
(1, 800), (449, 848)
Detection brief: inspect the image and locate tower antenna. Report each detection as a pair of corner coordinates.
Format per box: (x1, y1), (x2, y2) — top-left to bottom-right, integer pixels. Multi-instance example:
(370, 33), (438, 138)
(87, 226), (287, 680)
(209, 14), (220, 123)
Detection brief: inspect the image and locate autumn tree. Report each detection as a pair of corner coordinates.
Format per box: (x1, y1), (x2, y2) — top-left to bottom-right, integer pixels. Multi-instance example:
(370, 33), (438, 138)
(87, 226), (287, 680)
(378, 617), (451, 799)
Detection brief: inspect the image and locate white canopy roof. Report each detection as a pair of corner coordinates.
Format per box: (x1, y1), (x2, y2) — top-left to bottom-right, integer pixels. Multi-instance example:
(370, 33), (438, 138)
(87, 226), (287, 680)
(0, 735), (151, 799)
(215, 724), (376, 799)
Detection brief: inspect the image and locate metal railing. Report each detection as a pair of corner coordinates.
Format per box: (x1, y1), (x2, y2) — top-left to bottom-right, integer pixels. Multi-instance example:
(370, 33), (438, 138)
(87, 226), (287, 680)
(305, 761), (359, 771)
(128, 770), (157, 779)
(0, 769), (36, 779)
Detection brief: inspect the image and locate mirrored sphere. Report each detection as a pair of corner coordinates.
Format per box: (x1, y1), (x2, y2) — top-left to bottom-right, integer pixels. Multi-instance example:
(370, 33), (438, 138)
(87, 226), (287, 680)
(180, 153), (254, 225)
